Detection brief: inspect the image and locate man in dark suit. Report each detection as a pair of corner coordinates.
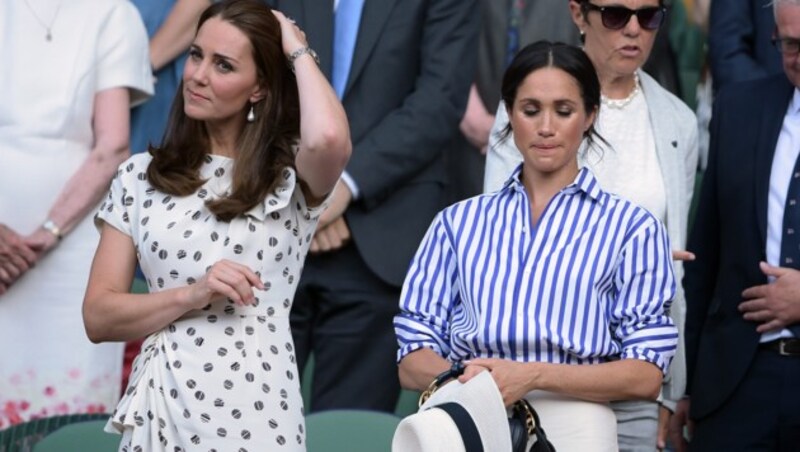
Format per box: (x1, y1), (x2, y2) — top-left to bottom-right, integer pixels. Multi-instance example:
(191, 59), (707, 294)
(677, 1), (800, 450)
(266, 0), (478, 411)
(708, 0), (783, 91)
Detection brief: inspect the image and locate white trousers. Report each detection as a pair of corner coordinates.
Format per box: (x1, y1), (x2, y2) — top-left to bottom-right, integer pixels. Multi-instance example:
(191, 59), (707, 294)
(524, 390), (619, 451)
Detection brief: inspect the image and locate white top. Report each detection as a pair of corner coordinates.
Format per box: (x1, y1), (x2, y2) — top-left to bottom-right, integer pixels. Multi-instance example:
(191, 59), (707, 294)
(100, 153), (326, 450)
(0, 0), (152, 427)
(763, 88), (800, 343)
(584, 87), (666, 222)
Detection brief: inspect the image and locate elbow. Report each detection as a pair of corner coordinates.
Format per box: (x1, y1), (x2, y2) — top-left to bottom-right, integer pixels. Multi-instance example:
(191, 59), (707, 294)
(308, 127), (352, 171)
(82, 300), (109, 344)
(398, 364), (416, 391)
(83, 321), (107, 344)
(633, 371), (663, 401)
(641, 378), (663, 401)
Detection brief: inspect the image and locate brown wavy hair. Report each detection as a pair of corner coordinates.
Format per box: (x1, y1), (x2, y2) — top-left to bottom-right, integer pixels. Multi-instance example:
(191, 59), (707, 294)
(146, 0), (300, 222)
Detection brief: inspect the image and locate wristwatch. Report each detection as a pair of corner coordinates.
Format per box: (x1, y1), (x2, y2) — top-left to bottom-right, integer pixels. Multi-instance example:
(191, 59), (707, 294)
(41, 219), (62, 241)
(287, 47), (320, 73)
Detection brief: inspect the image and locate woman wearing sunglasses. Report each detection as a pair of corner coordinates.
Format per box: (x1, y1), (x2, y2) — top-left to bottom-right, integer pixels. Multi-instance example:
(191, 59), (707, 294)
(485, 1), (699, 450)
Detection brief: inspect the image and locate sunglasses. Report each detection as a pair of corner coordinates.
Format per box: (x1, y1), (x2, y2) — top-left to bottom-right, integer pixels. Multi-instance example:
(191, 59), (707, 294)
(582, 2), (666, 31)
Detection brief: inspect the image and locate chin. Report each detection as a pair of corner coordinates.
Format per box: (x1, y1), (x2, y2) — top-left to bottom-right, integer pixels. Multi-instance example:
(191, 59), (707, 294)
(183, 106), (209, 121)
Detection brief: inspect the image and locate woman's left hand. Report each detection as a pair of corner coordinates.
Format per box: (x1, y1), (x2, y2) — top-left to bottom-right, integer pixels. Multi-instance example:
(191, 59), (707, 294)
(271, 10), (308, 57)
(463, 358), (538, 407)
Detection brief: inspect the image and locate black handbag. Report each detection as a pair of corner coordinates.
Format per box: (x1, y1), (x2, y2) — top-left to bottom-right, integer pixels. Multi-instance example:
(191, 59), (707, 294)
(419, 362), (556, 452)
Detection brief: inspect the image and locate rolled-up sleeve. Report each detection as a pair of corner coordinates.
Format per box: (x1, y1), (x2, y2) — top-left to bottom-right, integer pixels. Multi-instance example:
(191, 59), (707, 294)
(395, 213), (460, 363)
(609, 215), (678, 374)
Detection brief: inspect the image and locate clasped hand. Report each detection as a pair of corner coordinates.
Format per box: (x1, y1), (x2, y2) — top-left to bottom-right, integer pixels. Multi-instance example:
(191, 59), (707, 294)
(0, 224), (40, 295)
(458, 358), (536, 407)
(739, 261), (800, 332)
(184, 259), (264, 310)
(310, 179), (352, 254)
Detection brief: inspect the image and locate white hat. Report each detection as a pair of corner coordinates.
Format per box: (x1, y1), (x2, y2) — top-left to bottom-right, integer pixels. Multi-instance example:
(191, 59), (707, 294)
(392, 370), (512, 451)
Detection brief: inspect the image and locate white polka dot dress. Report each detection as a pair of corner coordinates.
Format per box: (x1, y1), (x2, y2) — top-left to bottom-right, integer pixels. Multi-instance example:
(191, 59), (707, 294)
(96, 153), (325, 451)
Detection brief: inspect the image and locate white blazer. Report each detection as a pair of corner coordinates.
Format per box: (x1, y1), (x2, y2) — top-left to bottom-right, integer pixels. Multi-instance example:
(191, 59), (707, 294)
(483, 70), (699, 407)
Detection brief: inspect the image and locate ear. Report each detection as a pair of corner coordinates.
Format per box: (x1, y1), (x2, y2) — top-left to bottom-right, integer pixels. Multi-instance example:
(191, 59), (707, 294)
(250, 85), (266, 104)
(569, 0), (585, 31)
(584, 105), (598, 133)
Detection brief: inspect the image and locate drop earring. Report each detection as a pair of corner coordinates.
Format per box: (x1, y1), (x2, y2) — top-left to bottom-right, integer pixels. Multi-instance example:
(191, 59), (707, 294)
(247, 104), (255, 122)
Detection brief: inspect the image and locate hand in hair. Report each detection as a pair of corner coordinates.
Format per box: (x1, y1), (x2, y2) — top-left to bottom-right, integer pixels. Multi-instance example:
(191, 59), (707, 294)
(271, 10), (308, 57)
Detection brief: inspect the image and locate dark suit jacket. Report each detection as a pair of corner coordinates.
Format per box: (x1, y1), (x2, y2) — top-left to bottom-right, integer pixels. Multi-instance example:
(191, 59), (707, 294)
(683, 74), (795, 419)
(475, 0), (579, 112)
(708, 0), (782, 91)
(268, 0), (478, 286)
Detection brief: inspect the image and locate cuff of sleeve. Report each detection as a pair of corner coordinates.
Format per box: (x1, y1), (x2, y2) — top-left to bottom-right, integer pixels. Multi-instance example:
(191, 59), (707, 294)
(397, 343), (445, 364)
(620, 347), (674, 375)
(341, 171), (360, 200)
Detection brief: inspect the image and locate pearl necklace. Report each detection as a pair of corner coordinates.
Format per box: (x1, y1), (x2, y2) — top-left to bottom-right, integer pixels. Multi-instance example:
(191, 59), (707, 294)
(601, 72), (640, 109)
(22, 0), (62, 42)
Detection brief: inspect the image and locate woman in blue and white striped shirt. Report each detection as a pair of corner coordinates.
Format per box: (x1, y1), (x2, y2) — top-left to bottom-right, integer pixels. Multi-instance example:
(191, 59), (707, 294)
(395, 41), (677, 450)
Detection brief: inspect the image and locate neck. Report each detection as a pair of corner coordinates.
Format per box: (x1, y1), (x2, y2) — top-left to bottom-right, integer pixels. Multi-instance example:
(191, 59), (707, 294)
(521, 162), (579, 222)
(205, 119), (244, 158)
(598, 71), (638, 99)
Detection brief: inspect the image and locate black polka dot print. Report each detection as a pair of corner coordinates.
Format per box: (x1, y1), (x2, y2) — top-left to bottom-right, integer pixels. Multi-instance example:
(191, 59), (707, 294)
(98, 153), (325, 451)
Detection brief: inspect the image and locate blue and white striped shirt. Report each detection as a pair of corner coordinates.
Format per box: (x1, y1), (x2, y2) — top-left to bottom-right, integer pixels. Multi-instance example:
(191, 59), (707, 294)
(395, 166), (678, 374)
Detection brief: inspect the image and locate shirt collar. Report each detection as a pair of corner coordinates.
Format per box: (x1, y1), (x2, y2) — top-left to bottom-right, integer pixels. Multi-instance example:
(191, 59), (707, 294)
(791, 88), (800, 116)
(502, 164), (603, 202)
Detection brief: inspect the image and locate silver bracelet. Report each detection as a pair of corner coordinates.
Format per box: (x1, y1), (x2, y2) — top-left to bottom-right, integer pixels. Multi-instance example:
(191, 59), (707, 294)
(42, 219), (62, 241)
(287, 47), (319, 73)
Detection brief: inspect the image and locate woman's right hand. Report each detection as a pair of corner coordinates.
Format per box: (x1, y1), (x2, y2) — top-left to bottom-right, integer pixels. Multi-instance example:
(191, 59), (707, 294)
(0, 224), (37, 293)
(183, 259), (264, 310)
(461, 358), (539, 407)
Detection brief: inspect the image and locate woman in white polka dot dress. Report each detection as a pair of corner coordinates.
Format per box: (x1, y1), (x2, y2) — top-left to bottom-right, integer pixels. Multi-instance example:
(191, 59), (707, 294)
(83, 1), (351, 450)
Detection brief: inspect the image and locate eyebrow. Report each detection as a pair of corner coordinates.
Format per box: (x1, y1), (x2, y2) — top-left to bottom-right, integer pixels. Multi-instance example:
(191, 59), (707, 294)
(189, 44), (241, 64)
(518, 98), (578, 105)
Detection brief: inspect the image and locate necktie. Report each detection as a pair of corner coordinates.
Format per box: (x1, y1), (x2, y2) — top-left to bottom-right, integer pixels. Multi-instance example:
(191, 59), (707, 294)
(506, 0), (525, 67)
(780, 155), (800, 337)
(333, 0), (364, 98)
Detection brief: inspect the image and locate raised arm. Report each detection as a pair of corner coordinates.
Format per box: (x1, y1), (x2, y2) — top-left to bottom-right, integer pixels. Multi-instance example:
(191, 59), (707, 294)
(273, 11), (350, 202)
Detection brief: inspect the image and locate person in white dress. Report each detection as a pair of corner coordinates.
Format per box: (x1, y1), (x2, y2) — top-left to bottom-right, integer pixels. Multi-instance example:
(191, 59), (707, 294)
(0, 0), (153, 428)
(83, 0), (350, 450)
